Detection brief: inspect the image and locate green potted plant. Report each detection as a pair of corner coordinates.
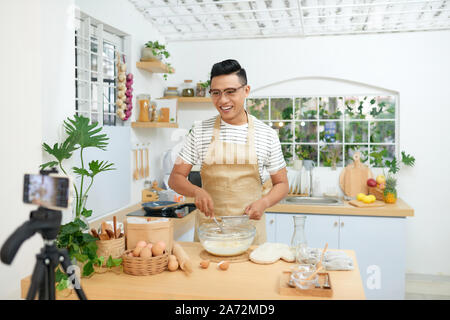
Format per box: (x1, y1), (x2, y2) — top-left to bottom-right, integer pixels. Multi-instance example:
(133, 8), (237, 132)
(141, 40), (170, 61)
(40, 114), (117, 288)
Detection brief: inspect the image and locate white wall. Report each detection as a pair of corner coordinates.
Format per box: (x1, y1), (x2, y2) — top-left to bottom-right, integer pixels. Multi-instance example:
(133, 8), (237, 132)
(0, 0), (44, 300)
(76, 0), (180, 208)
(166, 31), (450, 276)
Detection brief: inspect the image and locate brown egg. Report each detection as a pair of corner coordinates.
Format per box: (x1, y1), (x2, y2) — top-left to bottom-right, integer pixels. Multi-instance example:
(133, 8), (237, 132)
(200, 260), (210, 269)
(218, 261), (229, 271)
(136, 241), (147, 248)
(168, 259), (179, 271)
(152, 243), (164, 256)
(127, 252), (134, 257)
(139, 247), (152, 258)
(133, 246), (143, 257)
(156, 241), (166, 251)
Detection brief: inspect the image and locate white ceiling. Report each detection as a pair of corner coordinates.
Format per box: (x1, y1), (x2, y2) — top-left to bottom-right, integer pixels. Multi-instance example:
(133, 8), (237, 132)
(129, 0), (450, 42)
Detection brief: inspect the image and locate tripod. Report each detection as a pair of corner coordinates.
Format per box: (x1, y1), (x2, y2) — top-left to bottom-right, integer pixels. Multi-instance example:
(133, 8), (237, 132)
(1, 207), (87, 300)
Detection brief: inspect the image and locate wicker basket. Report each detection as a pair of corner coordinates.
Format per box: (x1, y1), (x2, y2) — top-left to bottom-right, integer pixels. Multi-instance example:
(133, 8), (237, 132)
(368, 187), (384, 201)
(122, 249), (169, 276)
(96, 237), (126, 266)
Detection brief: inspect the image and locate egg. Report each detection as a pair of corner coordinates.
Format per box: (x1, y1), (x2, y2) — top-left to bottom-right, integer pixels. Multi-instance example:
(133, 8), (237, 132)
(200, 260), (210, 269)
(127, 252), (133, 257)
(156, 241), (166, 251)
(139, 247), (152, 258)
(168, 259), (179, 271)
(136, 241), (147, 248)
(218, 261), (229, 271)
(152, 243), (164, 256)
(133, 246), (143, 257)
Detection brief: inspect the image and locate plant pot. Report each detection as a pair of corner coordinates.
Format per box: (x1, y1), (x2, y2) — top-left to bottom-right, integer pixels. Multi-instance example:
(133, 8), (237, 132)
(141, 47), (162, 61)
(72, 195), (89, 230)
(196, 83), (206, 97)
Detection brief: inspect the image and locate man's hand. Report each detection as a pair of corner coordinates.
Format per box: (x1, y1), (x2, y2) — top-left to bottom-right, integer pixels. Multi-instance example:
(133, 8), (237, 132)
(244, 198), (269, 220)
(194, 187), (214, 217)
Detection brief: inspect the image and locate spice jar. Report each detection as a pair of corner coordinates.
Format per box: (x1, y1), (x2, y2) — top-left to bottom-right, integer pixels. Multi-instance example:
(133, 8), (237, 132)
(181, 80), (195, 97)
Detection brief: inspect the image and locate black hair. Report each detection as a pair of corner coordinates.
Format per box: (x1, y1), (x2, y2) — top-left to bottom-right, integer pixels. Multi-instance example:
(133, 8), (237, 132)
(210, 59), (247, 85)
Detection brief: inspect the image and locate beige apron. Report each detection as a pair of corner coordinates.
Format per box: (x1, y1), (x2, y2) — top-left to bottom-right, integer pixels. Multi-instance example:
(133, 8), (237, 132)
(193, 113), (267, 245)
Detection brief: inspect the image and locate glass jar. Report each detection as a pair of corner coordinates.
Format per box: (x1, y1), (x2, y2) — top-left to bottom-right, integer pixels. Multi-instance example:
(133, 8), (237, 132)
(196, 82), (206, 97)
(290, 215), (308, 264)
(164, 87), (179, 97)
(181, 80), (195, 97)
(137, 94), (150, 122)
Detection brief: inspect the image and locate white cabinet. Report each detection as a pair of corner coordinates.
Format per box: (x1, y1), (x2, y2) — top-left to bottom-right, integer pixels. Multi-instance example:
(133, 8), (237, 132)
(266, 212), (406, 300)
(265, 213), (277, 243)
(339, 215), (406, 300)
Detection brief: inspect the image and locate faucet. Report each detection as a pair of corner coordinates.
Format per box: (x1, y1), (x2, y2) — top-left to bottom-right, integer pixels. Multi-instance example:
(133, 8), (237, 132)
(303, 160), (315, 197)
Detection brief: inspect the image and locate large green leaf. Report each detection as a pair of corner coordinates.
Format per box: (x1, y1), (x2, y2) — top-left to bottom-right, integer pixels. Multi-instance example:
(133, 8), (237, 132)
(41, 139), (77, 164)
(64, 114), (109, 150)
(88, 160), (116, 177)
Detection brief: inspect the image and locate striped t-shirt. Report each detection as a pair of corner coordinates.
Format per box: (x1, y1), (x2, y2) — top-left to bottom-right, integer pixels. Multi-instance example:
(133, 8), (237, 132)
(178, 114), (286, 184)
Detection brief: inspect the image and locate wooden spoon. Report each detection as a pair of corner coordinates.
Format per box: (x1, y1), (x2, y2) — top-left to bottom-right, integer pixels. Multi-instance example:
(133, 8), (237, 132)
(140, 148), (145, 178)
(145, 147), (149, 178)
(316, 242), (328, 269)
(133, 150), (139, 180)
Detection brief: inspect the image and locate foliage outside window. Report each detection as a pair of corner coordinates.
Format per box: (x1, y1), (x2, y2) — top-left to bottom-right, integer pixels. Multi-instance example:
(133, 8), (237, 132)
(246, 95), (397, 169)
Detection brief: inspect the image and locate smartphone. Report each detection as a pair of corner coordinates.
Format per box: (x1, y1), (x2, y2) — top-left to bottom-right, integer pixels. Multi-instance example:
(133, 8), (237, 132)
(23, 174), (71, 210)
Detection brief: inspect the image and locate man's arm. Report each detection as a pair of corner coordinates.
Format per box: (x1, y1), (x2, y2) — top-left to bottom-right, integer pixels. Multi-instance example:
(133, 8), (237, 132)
(244, 167), (289, 220)
(168, 157), (215, 217)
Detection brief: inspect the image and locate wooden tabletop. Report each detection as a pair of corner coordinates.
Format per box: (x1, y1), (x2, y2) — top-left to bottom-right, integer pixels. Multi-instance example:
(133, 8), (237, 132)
(21, 242), (365, 300)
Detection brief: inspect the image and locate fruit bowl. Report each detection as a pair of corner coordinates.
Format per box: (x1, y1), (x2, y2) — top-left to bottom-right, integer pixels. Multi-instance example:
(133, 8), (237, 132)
(198, 222), (256, 257)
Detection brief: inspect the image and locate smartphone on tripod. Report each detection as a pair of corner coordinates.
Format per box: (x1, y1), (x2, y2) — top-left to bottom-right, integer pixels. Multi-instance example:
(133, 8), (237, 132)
(23, 173), (72, 210)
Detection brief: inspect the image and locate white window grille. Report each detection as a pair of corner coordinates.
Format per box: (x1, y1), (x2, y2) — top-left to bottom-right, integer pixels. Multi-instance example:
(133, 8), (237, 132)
(246, 94), (399, 169)
(74, 12), (128, 126)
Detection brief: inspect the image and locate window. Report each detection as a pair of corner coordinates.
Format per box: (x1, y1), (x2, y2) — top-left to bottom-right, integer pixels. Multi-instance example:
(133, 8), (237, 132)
(246, 95), (398, 168)
(74, 12), (128, 126)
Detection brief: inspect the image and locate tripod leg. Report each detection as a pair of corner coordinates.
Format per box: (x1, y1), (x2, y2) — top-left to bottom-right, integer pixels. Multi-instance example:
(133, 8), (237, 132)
(26, 257), (46, 300)
(48, 260), (56, 300)
(58, 249), (87, 300)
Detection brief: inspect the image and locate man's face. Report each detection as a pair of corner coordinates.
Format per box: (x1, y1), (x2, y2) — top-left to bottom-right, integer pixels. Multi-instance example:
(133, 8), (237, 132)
(210, 74), (250, 123)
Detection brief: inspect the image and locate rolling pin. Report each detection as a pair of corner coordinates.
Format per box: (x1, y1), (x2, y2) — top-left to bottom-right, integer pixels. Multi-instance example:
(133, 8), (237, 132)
(173, 242), (193, 274)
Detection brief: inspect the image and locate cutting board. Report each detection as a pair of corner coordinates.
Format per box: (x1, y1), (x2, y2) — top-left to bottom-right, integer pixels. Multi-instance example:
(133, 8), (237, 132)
(348, 200), (386, 208)
(339, 152), (373, 198)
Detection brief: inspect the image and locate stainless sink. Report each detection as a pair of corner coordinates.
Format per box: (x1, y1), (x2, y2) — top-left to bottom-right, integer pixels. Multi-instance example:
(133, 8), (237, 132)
(281, 196), (343, 206)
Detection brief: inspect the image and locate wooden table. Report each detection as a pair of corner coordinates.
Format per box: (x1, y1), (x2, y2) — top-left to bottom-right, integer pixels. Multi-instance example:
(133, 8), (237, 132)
(21, 242), (365, 300)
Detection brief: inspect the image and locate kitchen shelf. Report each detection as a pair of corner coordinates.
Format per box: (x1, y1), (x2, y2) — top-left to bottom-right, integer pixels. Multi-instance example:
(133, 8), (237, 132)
(162, 96), (212, 103)
(136, 60), (174, 73)
(131, 122), (179, 128)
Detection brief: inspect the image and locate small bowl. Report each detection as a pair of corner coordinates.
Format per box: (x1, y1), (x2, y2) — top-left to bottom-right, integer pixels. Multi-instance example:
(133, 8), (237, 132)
(293, 272), (319, 290)
(290, 264), (316, 274)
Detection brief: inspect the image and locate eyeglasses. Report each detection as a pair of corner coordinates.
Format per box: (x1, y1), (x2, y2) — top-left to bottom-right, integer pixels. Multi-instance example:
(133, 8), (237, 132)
(209, 85), (246, 99)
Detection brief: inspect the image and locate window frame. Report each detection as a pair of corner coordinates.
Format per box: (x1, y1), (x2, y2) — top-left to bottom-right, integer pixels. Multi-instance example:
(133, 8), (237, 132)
(246, 93), (399, 169)
(74, 11), (129, 126)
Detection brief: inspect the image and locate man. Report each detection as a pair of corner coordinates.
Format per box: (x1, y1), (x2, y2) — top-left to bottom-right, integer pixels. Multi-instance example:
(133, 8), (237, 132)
(168, 59), (288, 244)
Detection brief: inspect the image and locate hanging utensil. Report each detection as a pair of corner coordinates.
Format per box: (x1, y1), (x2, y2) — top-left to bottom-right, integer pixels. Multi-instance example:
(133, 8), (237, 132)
(133, 149), (139, 180)
(140, 148), (144, 178)
(145, 146), (149, 177)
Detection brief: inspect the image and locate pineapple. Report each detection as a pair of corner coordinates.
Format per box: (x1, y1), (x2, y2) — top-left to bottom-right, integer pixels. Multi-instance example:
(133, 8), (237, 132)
(384, 175), (397, 204)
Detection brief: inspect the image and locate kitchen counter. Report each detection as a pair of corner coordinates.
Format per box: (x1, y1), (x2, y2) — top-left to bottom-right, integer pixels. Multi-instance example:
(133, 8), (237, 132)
(267, 197), (414, 217)
(20, 242), (365, 300)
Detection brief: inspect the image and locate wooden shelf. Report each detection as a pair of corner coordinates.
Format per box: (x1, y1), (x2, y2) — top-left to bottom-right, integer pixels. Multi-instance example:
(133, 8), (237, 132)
(136, 60), (173, 73)
(162, 96), (212, 103)
(131, 122), (178, 128)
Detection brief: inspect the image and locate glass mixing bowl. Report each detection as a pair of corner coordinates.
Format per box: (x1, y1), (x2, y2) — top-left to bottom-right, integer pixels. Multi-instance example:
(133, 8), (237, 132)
(198, 221), (256, 256)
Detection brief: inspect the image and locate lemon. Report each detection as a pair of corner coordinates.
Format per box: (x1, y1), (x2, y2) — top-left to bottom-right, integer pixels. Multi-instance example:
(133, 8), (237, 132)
(368, 195), (376, 203)
(362, 196), (372, 204)
(357, 193), (366, 201)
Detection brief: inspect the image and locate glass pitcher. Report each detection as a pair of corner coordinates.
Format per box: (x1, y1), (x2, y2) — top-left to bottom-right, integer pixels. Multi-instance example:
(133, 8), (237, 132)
(290, 215), (308, 264)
